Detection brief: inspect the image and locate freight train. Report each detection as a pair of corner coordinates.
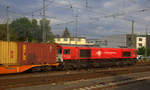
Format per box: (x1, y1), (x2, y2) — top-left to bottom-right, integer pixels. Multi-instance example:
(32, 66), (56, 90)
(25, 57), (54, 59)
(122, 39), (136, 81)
(0, 41), (137, 74)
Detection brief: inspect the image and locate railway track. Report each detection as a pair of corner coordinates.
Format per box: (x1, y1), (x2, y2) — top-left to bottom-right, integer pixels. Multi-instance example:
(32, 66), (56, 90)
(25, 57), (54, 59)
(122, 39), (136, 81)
(0, 61), (150, 89)
(0, 61), (150, 79)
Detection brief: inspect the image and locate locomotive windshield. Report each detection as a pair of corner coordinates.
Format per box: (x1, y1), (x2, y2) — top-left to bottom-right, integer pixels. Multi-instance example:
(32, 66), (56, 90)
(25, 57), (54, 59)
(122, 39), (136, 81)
(57, 48), (62, 54)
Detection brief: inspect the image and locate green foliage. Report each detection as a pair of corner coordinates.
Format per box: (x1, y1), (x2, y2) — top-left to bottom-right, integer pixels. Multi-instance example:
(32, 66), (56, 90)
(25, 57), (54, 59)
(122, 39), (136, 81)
(40, 18), (54, 43)
(138, 46), (150, 56)
(0, 24), (7, 40)
(62, 27), (71, 37)
(0, 17), (55, 43)
(138, 46), (145, 55)
(0, 24), (18, 41)
(147, 48), (150, 56)
(31, 19), (42, 42)
(10, 17), (33, 41)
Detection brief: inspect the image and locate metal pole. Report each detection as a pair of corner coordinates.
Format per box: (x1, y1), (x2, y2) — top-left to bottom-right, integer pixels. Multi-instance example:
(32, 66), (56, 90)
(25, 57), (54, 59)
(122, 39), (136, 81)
(86, 0), (88, 8)
(145, 28), (147, 58)
(42, 0), (46, 42)
(131, 20), (134, 48)
(32, 12), (34, 19)
(75, 15), (78, 46)
(6, 6), (10, 41)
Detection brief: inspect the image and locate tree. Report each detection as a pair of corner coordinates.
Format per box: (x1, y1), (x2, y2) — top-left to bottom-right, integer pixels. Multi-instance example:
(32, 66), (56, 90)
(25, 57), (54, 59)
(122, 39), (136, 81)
(1, 17), (54, 43)
(138, 46), (145, 55)
(0, 24), (7, 40)
(31, 19), (41, 42)
(10, 17), (47, 42)
(147, 48), (150, 56)
(138, 47), (150, 56)
(62, 27), (70, 37)
(0, 24), (17, 41)
(10, 17), (33, 41)
(40, 18), (54, 43)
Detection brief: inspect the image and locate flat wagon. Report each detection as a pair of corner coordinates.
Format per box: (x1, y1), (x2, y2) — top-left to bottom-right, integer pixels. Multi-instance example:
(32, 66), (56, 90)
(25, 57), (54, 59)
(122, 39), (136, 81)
(0, 41), (59, 74)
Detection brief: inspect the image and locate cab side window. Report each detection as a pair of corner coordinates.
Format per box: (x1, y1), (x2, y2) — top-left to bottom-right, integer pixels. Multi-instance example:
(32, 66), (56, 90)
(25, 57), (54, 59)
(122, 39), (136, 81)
(63, 49), (70, 54)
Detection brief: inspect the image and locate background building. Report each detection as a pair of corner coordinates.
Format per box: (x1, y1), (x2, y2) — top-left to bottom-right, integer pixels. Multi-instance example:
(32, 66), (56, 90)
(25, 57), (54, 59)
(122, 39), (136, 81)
(126, 34), (136, 48)
(87, 39), (107, 47)
(87, 34), (127, 48)
(55, 37), (94, 45)
(55, 34), (150, 49)
(136, 35), (150, 49)
(136, 35), (146, 48)
(104, 34), (127, 48)
(101, 34), (150, 49)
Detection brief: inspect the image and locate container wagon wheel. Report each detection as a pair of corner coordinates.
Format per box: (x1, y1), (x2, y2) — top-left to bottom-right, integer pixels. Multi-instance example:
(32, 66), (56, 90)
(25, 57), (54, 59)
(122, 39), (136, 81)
(30, 66), (41, 72)
(41, 66), (52, 72)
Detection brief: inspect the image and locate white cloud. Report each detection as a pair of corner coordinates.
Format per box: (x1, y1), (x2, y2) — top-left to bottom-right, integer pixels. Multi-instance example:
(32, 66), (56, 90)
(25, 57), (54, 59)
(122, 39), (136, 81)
(144, 16), (150, 22)
(104, 1), (113, 8)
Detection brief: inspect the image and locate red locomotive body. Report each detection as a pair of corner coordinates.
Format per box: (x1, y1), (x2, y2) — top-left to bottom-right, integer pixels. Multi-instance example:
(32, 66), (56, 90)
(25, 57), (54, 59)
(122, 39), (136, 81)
(62, 46), (137, 60)
(61, 46), (137, 69)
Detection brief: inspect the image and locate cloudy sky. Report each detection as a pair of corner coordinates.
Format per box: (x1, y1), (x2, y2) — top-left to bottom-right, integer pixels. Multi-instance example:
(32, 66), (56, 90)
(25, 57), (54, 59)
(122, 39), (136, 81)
(0, 0), (150, 38)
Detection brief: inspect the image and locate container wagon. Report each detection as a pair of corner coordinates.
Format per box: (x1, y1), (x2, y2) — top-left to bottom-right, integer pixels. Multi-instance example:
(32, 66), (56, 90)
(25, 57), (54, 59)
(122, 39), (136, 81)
(0, 41), (60, 74)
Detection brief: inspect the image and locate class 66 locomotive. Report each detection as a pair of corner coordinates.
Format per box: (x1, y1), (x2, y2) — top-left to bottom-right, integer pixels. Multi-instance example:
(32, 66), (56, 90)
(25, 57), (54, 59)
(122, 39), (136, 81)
(58, 46), (137, 70)
(0, 41), (137, 74)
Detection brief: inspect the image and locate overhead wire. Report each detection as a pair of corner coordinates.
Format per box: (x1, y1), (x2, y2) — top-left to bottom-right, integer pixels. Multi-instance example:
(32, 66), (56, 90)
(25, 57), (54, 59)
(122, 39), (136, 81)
(1, 0), (149, 28)
(0, 0), (55, 19)
(28, 0), (55, 15)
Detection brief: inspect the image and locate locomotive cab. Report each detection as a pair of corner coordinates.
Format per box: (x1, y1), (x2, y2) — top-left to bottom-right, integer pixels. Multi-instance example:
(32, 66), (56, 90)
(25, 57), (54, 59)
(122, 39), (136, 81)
(56, 48), (63, 63)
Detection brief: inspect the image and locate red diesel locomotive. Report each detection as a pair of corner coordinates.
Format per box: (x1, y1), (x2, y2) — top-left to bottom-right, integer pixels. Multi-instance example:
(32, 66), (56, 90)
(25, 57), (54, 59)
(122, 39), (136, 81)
(58, 46), (137, 69)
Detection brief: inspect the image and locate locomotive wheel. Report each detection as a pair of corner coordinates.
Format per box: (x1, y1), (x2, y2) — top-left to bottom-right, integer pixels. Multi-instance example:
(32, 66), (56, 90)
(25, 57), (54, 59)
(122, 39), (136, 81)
(57, 63), (66, 71)
(92, 62), (100, 68)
